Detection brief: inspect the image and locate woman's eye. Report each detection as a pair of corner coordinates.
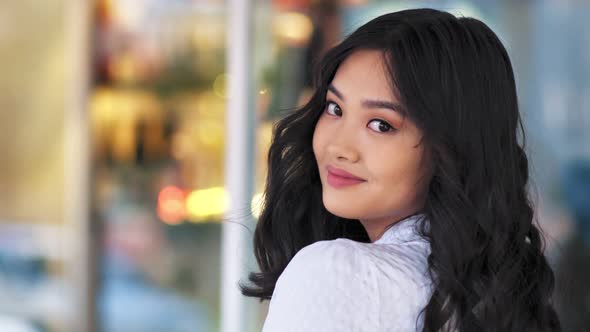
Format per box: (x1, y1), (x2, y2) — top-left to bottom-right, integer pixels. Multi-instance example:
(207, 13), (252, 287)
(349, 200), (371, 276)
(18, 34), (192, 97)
(324, 101), (394, 134)
(324, 101), (342, 116)
(368, 119), (394, 133)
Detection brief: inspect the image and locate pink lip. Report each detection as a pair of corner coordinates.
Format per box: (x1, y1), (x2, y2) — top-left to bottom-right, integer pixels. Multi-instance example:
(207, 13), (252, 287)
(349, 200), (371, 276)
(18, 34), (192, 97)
(326, 165), (366, 188)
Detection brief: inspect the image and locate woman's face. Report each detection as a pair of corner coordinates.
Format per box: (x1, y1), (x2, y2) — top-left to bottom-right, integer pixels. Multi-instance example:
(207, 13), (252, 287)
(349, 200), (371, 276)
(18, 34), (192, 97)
(312, 49), (431, 242)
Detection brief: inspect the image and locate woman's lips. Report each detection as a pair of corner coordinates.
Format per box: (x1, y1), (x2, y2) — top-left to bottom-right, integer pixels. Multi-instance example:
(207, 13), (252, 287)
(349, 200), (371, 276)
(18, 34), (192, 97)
(326, 165), (366, 188)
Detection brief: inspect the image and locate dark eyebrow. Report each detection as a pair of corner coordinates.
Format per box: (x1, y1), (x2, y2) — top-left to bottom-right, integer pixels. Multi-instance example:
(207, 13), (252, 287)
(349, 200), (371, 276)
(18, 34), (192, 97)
(327, 84), (345, 100)
(328, 83), (405, 115)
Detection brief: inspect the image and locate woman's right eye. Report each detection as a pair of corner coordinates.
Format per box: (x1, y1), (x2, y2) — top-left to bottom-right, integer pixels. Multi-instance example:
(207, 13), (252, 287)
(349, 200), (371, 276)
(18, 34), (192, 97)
(324, 101), (342, 116)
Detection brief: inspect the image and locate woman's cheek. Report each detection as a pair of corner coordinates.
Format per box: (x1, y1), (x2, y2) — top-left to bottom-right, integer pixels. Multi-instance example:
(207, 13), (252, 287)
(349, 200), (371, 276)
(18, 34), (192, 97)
(312, 125), (326, 160)
(313, 120), (329, 152)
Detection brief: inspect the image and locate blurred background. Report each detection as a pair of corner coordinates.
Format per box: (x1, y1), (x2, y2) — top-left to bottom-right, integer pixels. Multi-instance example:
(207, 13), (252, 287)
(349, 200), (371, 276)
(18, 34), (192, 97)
(0, 0), (588, 331)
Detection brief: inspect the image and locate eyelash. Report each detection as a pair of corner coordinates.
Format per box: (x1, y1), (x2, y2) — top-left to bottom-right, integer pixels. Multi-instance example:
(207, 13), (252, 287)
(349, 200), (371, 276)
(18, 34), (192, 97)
(323, 100), (396, 133)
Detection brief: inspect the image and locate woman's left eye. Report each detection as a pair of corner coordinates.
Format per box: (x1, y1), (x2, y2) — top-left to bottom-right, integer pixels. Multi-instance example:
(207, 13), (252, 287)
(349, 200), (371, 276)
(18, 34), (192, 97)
(367, 119), (394, 133)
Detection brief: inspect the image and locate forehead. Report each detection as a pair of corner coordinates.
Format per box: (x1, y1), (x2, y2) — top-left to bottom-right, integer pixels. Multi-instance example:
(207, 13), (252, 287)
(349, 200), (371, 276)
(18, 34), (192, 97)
(331, 50), (395, 100)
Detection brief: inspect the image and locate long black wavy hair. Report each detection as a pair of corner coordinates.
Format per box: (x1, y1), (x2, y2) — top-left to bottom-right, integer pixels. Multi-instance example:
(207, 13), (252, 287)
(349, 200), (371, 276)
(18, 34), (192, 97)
(241, 8), (560, 332)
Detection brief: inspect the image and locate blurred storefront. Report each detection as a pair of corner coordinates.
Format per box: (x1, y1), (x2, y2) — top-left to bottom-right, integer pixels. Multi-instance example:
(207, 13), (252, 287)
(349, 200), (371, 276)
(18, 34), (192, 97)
(0, 0), (588, 331)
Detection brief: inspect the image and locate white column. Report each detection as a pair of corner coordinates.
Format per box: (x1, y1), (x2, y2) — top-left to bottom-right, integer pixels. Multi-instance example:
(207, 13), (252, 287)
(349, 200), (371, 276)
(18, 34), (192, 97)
(64, 1), (93, 331)
(220, 0), (258, 332)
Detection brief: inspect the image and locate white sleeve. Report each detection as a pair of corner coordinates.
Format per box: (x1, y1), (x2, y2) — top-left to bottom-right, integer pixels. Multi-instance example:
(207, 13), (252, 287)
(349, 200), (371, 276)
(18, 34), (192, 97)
(261, 240), (381, 332)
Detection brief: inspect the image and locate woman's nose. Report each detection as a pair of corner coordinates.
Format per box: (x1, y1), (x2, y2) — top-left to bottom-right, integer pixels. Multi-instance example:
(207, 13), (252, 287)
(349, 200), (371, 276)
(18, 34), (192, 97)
(326, 130), (360, 163)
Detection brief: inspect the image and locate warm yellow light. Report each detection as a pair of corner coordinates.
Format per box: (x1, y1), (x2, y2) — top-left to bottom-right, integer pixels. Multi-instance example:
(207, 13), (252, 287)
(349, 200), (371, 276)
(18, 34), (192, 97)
(90, 88), (118, 129)
(197, 121), (223, 150)
(186, 187), (228, 221)
(184, 188), (265, 222)
(273, 12), (313, 46)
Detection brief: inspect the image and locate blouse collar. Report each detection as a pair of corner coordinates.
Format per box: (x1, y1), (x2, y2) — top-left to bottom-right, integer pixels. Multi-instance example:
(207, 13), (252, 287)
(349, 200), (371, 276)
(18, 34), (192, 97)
(373, 213), (427, 245)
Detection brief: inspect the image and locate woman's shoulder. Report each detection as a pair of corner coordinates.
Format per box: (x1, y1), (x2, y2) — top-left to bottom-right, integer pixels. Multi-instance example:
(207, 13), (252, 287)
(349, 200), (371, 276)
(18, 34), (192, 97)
(297, 237), (429, 266)
(282, 238), (431, 290)
(264, 238), (433, 331)
(292, 238), (368, 266)
(278, 239), (366, 284)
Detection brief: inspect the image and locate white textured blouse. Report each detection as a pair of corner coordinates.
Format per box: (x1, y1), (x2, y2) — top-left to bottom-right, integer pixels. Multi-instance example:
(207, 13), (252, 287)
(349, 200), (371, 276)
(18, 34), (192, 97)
(261, 214), (433, 332)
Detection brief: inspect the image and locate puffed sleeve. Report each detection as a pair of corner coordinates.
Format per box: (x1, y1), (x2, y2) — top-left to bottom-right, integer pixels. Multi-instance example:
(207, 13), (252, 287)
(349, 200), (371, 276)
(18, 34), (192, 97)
(261, 239), (381, 332)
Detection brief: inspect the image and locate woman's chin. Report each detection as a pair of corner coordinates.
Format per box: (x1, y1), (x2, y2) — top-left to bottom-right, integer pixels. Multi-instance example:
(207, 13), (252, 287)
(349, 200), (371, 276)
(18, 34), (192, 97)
(323, 200), (363, 220)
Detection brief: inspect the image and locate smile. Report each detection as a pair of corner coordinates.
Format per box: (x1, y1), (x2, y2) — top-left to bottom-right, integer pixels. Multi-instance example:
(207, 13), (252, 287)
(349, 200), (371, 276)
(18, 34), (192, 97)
(327, 170), (366, 188)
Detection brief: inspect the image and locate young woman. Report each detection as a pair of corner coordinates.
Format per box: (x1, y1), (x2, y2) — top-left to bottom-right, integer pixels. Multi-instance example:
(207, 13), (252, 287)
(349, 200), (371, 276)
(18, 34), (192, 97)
(241, 8), (561, 331)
